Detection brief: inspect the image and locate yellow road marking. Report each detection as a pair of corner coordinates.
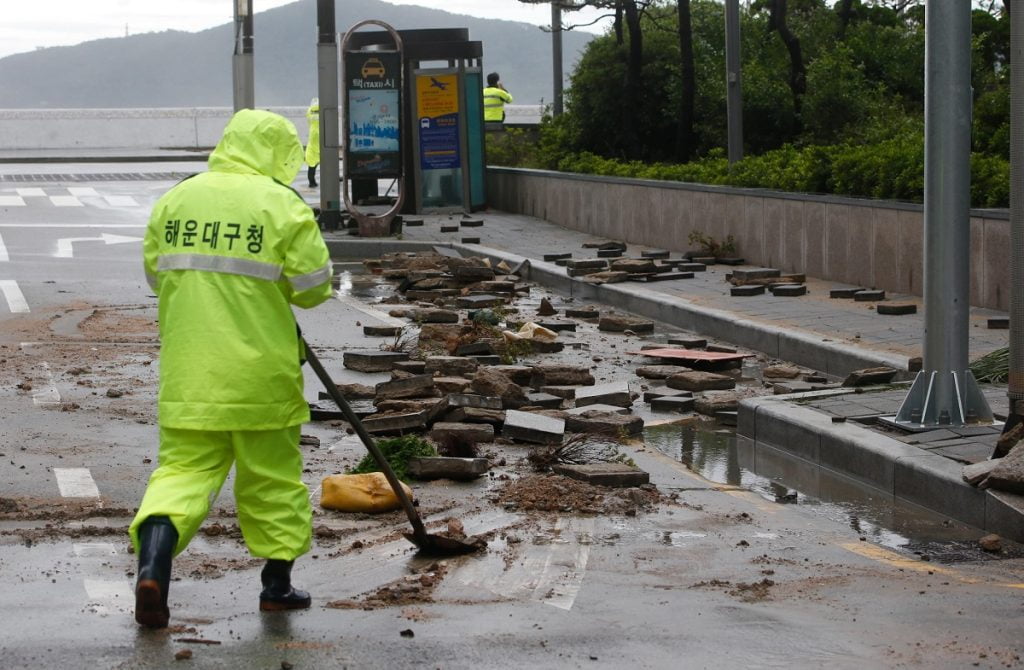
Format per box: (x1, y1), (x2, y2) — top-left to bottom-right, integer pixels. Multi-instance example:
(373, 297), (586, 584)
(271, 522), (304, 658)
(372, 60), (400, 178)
(840, 541), (1024, 589)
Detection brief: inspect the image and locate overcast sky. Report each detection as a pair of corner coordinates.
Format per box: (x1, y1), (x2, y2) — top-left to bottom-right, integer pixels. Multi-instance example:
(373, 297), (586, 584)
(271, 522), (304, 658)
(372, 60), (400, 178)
(0, 0), (610, 60)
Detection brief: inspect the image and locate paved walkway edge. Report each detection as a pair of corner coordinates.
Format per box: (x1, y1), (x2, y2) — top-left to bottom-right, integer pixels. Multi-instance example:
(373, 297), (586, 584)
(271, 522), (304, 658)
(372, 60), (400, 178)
(738, 392), (1024, 543)
(326, 237), (912, 378)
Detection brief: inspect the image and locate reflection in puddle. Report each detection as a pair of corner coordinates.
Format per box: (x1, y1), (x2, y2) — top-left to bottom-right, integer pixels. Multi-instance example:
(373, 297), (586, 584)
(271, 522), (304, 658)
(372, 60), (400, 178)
(332, 268), (394, 301)
(644, 423), (1023, 562)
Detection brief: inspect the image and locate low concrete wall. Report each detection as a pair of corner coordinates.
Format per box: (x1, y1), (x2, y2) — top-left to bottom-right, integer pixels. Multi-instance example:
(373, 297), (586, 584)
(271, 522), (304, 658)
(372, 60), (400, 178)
(0, 107), (308, 151)
(487, 167), (1011, 311)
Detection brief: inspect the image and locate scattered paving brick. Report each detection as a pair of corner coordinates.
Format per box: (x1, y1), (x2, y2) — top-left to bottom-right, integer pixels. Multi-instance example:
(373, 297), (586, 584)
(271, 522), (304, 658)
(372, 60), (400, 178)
(461, 237), (481, 244)
(362, 411), (428, 435)
(374, 374), (437, 400)
(446, 393), (504, 410)
(762, 364), (802, 379)
(694, 391), (746, 416)
(489, 365), (533, 385)
(456, 294), (506, 309)
(563, 410), (644, 437)
(635, 365), (690, 380)
(706, 344), (738, 353)
(770, 284), (807, 297)
(502, 410), (565, 445)
(363, 325), (402, 337)
(540, 385), (579, 400)
(440, 225), (459, 233)
(641, 249), (670, 259)
(988, 316), (1010, 329)
(565, 307), (600, 319)
(716, 257), (745, 266)
(730, 284), (765, 297)
(651, 396), (696, 413)
(551, 463), (650, 488)
(543, 253), (572, 262)
(637, 272), (694, 282)
(408, 456), (489, 481)
(676, 262), (707, 272)
(429, 422), (495, 444)
(611, 259), (658, 274)
(829, 287), (864, 299)
(455, 341), (496, 357)
(666, 370), (736, 392)
(343, 350), (410, 373)
(470, 368), (530, 408)
(842, 366), (898, 387)
(731, 267), (781, 282)
(574, 381), (632, 408)
(565, 403), (632, 416)
(854, 289), (886, 301)
(526, 392), (564, 409)
(425, 356), (479, 377)
(565, 259), (609, 273)
(668, 336), (707, 348)
(410, 308), (460, 323)
(877, 302), (917, 315)
(581, 270), (631, 283)
(446, 406), (506, 425)
(598, 315), (655, 333)
(460, 218), (484, 227)
(393, 360), (427, 375)
(597, 248), (624, 258)
(643, 387), (693, 402)
(434, 377), (474, 394)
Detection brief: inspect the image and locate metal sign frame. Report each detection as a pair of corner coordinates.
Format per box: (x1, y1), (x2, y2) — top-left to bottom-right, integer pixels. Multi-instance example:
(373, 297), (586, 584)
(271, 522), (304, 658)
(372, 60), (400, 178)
(341, 20), (405, 237)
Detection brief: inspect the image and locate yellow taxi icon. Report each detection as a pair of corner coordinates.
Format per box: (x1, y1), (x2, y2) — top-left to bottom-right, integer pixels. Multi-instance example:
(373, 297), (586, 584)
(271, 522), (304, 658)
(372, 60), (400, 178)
(361, 58), (386, 78)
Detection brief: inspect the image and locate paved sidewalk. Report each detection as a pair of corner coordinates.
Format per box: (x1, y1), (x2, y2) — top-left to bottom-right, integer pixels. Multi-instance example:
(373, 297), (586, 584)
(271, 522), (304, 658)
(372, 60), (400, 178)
(392, 210), (1008, 370)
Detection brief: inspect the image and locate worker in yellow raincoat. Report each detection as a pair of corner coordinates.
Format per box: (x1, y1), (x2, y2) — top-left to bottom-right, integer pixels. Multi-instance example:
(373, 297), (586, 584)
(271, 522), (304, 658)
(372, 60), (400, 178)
(129, 109), (333, 628)
(305, 98), (320, 187)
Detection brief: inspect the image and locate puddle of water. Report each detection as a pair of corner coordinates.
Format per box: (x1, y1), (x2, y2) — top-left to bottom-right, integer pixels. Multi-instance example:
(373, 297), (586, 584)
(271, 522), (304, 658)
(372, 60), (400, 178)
(644, 423), (1024, 563)
(332, 268), (393, 301)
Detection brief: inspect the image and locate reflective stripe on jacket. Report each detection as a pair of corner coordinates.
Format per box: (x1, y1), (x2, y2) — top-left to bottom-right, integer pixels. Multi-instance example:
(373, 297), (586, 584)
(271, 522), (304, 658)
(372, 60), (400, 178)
(144, 109), (333, 431)
(482, 86), (513, 122)
(305, 103), (320, 167)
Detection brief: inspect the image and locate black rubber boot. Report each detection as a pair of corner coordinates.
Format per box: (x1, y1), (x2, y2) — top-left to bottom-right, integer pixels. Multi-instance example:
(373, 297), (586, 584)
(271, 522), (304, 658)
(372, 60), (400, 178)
(259, 559), (312, 611)
(307, 166), (318, 188)
(134, 516), (177, 628)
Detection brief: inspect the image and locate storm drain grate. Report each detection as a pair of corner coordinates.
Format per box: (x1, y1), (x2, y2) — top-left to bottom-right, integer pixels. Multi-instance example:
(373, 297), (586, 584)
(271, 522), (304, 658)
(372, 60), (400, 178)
(0, 172), (193, 183)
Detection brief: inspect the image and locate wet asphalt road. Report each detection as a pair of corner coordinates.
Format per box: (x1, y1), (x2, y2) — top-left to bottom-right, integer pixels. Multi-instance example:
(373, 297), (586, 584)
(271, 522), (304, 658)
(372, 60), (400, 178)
(0, 163), (1023, 669)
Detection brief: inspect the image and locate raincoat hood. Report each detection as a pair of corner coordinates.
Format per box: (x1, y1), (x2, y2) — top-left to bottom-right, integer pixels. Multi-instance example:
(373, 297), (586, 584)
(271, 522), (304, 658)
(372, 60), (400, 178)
(208, 109), (304, 184)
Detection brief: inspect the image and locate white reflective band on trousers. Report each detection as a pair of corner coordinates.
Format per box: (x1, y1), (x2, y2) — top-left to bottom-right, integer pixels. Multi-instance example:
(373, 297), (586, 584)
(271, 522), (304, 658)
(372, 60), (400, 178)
(153, 254), (331, 292)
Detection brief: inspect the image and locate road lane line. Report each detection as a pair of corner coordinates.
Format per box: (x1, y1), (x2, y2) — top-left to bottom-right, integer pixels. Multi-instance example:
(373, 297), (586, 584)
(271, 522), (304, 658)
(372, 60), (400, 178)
(531, 516), (594, 611)
(74, 543), (119, 557)
(49, 195), (84, 207)
(68, 187), (99, 197)
(333, 291), (406, 326)
(83, 578), (133, 602)
(54, 468), (101, 497)
(103, 195), (139, 207)
(24, 357), (61, 405)
(0, 232), (8, 261)
(0, 279), (29, 313)
(0, 195), (26, 207)
(16, 188), (46, 197)
(838, 541), (1024, 590)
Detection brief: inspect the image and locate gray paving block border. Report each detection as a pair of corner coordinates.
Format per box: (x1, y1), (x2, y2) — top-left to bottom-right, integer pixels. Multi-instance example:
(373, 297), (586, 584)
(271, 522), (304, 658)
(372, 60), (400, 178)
(740, 394), (1024, 542)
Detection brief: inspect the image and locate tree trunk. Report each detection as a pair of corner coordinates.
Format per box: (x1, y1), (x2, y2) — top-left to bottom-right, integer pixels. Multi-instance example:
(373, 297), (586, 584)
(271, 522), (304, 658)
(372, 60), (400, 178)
(768, 0), (806, 118)
(837, 0), (854, 38)
(676, 0), (696, 160)
(614, 2), (624, 44)
(621, 0), (644, 158)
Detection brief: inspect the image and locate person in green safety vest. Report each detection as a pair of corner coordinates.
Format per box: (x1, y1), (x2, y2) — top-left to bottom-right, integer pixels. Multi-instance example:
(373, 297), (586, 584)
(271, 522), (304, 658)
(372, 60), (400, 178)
(129, 109), (333, 628)
(483, 72), (513, 123)
(305, 98), (320, 187)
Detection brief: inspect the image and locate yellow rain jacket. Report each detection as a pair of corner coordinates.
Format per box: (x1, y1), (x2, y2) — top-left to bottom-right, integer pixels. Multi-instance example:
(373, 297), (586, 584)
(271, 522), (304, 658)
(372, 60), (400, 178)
(482, 86), (513, 122)
(143, 109), (333, 431)
(305, 101), (320, 167)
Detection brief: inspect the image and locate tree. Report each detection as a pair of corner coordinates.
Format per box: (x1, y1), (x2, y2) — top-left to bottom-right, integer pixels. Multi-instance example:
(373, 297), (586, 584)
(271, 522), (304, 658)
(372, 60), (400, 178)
(765, 0), (806, 119)
(676, 0), (697, 160)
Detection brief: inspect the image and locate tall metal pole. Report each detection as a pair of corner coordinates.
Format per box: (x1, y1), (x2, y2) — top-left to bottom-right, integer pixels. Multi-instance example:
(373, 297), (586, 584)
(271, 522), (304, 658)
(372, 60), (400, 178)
(316, 0), (341, 231)
(552, 2), (564, 116)
(1000, 2), (1024, 453)
(724, 0), (743, 163)
(232, 0), (255, 111)
(892, 0), (992, 429)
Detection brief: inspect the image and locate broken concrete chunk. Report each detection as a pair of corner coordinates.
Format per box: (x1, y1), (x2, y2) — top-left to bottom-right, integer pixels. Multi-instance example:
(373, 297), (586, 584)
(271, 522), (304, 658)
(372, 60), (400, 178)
(410, 308), (460, 324)
(408, 456), (489, 481)
(610, 259), (658, 274)
(762, 364), (802, 379)
(433, 377), (474, 394)
(565, 404), (631, 416)
(446, 407), (506, 425)
(731, 285), (766, 297)
(581, 270), (630, 283)
(963, 459), (1000, 486)
(328, 383), (376, 400)
(447, 393), (504, 410)
(455, 341), (496, 357)
(694, 391), (745, 416)
(666, 370), (736, 392)
(731, 267), (781, 282)
(490, 365), (533, 386)
(551, 463), (650, 488)
(456, 294), (506, 309)
(599, 315), (655, 333)
(854, 289), (886, 301)
(531, 364), (595, 387)
(540, 385), (578, 400)
(375, 399), (441, 414)
(343, 350), (410, 373)
(635, 365), (690, 380)
(574, 381), (632, 409)
(536, 297), (557, 316)
(668, 336), (707, 349)
(502, 409), (565, 445)
(978, 444), (1024, 493)
(362, 411), (428, 435)
(363, 325), (403, 337)
(651, 396), (696, 413)
(429, 422), (495, 444)
(842, 366), (898, 387)
(451, 265), (496, 282)
(643, 387), (692, 403)
(470, 368), (529, 408)
(770, 284), (806, 297)
(876, 302), (917, 315)
(526, 392), (564, 409)
(424, 356), (479, 377)
(565, 306), (600, 319)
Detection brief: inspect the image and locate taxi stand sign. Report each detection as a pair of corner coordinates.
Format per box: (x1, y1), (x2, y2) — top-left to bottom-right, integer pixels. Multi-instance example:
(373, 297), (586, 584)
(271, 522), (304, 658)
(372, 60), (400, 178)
(344, 50), (401, 177)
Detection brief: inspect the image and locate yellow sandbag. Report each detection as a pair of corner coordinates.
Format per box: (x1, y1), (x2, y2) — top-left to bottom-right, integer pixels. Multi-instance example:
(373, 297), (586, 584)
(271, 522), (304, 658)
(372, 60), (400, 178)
(320, 472), (414, 513)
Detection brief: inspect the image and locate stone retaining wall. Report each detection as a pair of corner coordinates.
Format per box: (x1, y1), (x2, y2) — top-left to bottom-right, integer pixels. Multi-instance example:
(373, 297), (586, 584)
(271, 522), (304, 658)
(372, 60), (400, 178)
(486, 167), (1010, 311)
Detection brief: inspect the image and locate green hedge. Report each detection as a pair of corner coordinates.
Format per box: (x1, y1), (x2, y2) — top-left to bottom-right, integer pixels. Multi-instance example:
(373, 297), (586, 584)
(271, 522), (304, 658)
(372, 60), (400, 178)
(488, 129), (1009, 208)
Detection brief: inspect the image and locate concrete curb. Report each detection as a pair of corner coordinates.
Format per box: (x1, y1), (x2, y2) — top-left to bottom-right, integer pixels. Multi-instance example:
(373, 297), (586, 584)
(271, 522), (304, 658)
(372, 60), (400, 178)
(739, 393), (1024, 542)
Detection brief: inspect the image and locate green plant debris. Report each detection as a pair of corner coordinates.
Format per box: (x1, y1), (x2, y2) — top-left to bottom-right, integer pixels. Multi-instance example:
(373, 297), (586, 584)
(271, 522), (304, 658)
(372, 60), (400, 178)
(970, 346), (1009, 384)
(348, 435), (437, 482)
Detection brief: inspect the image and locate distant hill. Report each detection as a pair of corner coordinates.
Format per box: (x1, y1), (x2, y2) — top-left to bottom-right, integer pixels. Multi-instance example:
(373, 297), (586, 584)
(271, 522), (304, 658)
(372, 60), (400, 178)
(0, 0), (592, 108)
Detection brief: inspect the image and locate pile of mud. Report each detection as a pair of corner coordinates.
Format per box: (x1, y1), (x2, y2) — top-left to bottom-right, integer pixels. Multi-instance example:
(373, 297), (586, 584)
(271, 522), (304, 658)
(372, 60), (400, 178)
(493, 473), (662, 515)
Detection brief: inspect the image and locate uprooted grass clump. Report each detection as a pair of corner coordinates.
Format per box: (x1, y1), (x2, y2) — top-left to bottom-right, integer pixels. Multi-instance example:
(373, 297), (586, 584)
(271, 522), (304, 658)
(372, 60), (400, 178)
(527, 434), (635, 472)
(348, 435), (437, 482)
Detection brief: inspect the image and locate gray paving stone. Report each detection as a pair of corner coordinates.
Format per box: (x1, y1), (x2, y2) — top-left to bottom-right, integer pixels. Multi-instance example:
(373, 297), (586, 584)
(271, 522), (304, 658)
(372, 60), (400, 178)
(362, 411), (428, 435)
(668, 336), (707, 348)
(574, 381), (632, 408)
(854, 289), (886, 301)
(651, 396), (696, 413)
(666, 371), (735, 392)
(343, 350), (410, 373)
(643, 387), (692, 402)
(731, 285), (766, 297)
(926, 442), (994, 464)
(456, 294), (506, 309)
(502, 409), (565, 445)
(446, 393), (504, 410)
(731, 267), (780, 281)
(374, 374), (436, 400)
(363, 325), (403, 337)
(565, 403), (632, 415)
(424, 356), (479, 376)
(429, 422), (495, 444)
(526, 392), (564, 409)
(552, 463), (650, 487)
(408, 456), (489, 480)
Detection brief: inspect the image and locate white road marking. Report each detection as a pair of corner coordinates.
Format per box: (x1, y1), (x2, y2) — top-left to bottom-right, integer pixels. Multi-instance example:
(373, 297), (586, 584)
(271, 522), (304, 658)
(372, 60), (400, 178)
(0, 223), (145, 228)
(49, 195), (83, 207)
(0, 195), (26, 207)
(55, 468), (101, 498)
(68, 187), (99, 197)
(0, 279), (29, 313)
(103, 195), (139, 207)
(16, 187), (46, 197)
(83, 578), (133, 601)
(333, 291), (406, 327)
(55, 233), (143, 258)
(0, 232), (8, 262)
(26, 358), (61, 406)
(74, 543), (118, 557)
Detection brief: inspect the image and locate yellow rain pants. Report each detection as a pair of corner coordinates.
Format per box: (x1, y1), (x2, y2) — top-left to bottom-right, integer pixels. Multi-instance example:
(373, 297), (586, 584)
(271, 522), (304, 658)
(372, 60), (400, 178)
(129, 425), (311, 560)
